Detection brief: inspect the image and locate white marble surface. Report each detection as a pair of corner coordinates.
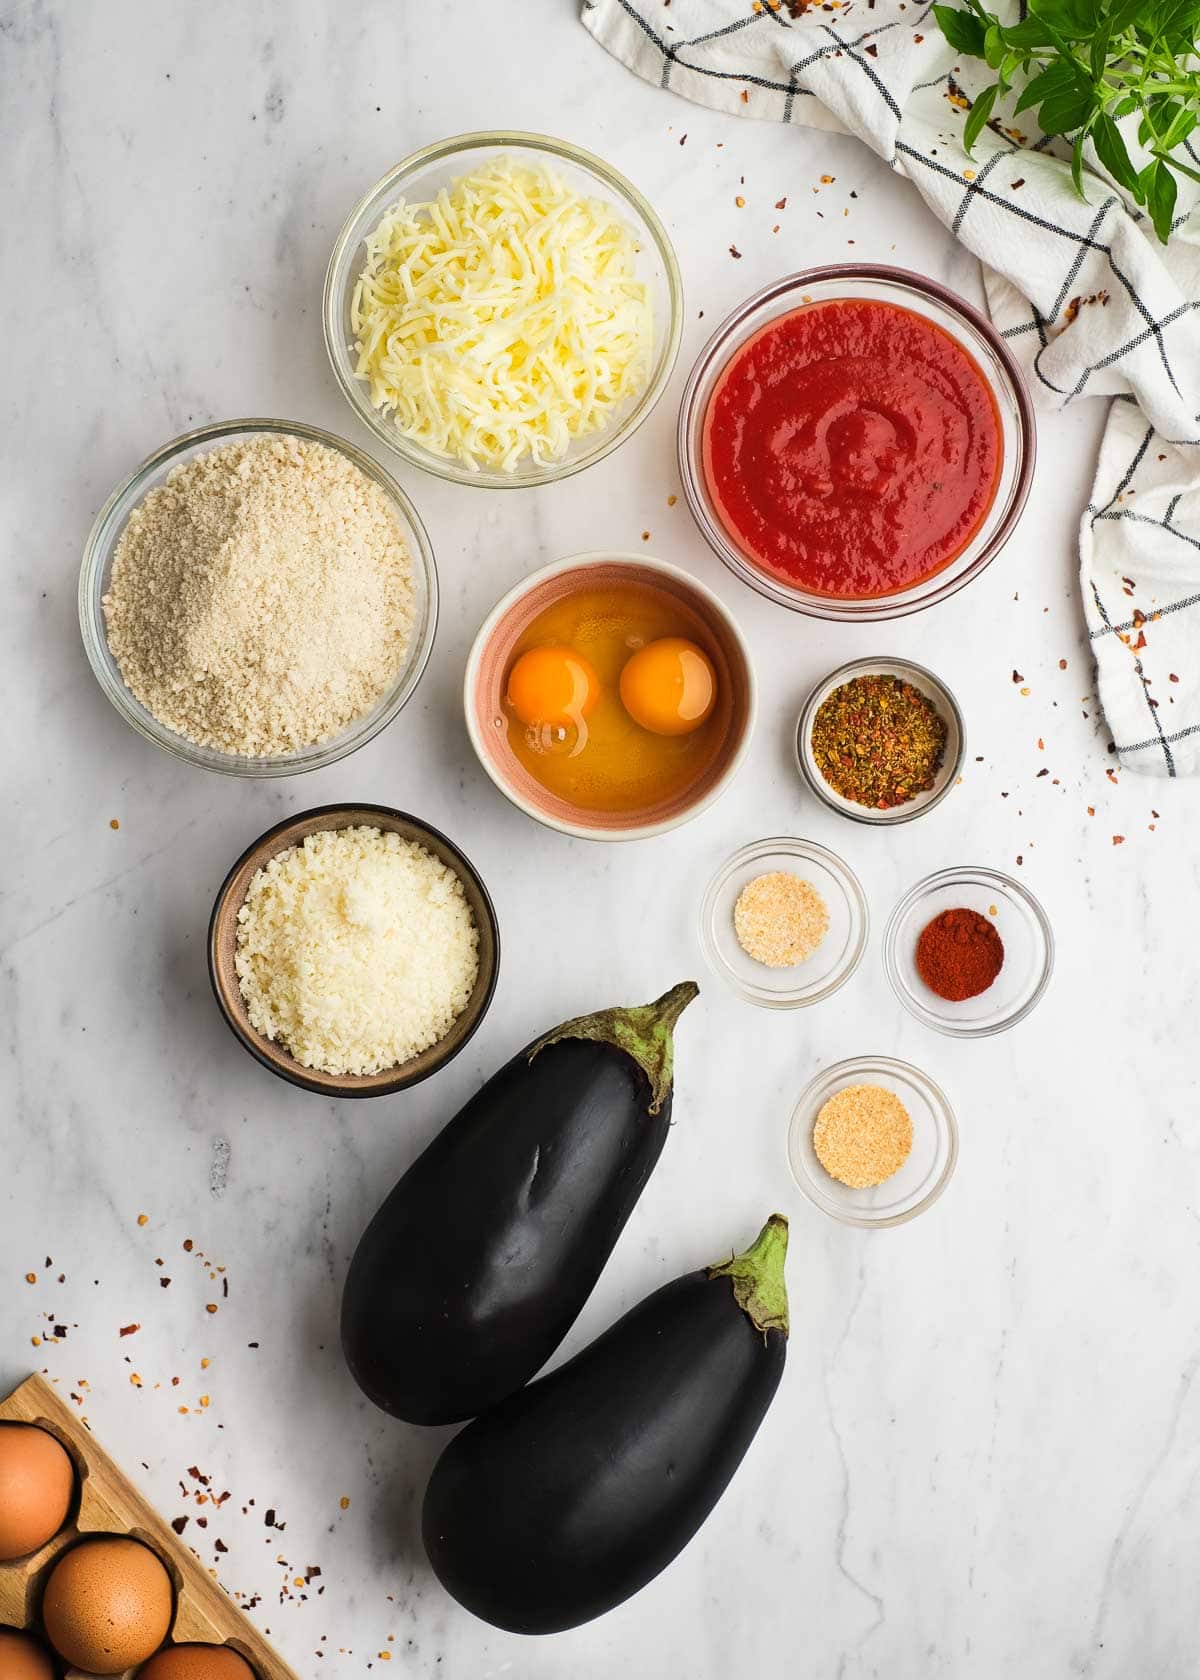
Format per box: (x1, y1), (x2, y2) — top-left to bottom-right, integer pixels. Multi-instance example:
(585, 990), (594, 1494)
(4, 3), (1200, 1676)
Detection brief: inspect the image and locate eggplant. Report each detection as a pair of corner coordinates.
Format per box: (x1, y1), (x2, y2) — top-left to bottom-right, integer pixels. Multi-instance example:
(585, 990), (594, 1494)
(422, 1214), (789, 1634)
(341, 982), (698, 1426)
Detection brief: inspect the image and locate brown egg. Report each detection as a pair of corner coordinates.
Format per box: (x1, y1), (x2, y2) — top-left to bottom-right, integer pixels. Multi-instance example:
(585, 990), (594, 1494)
(0, 1424), (75, 1560)
(138, 1644), (257, 1680)
(42, 1535), (174, 1675)
(0, 1627), (56, 1680)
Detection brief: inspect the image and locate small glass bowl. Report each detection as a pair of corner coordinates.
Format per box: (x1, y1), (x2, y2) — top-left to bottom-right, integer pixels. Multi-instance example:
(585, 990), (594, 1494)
(677, 265), (1035, 621)
(323, 131), (684, 488)
(788, 1055), (958, 1227)
(796, 657), (964, 826)
(699, 837), (868, 1008)
(883, 866), (1053, 1036)
(78, 418), (438, 777)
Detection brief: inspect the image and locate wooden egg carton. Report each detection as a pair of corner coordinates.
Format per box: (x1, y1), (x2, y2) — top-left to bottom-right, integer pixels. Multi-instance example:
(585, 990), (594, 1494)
(0, 1373), (299, 1680)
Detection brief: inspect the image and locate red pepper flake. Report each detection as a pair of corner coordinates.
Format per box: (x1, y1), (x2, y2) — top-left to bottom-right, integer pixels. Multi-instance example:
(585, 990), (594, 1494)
(740, 88), (750, 103)
(1169, 672), (1179, 682)
(119, 1323), (140, 1338)
(1087, 806), (1095, 816)
(137, 1214), (149, 1227)
(183, 1238), (194, 1251)
(215, 1538), (229, 1553)
(775, 196), (788, 209)
(1036, 768), (1049, 777)
(1037, 737), (1044, 750)
(729, 245), (742, 259)
(1058, 658), (1068, 670)
(206, 1303), (218, 1315)
(171, 1516), (189, 1535)
(735, 195), (746, 208)
(1112, 834), (1125, 845)
(109, 818), (120, 830)
(1105, 768), (1119, 784)
(24, 1272), (36, 1285)
(160, 1277), (171, 1288)
(679, 134), (687, 146)
(1012, 669), (1023, 683)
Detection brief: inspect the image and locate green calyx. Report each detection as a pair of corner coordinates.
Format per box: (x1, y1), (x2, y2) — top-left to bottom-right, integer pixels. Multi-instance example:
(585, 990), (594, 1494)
(708, 1214), (790, 1338)
(528, 981), (699, 1116)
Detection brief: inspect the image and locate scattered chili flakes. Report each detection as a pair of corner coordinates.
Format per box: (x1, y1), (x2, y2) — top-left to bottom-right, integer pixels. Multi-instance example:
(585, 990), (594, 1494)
(810, 673), (947, 810)
(25, 1273), (36, 1285)
(1059, 658), (1068, 670)
(206, 1304), (218, 1315)
(339, 1497), (351, 1511)
(172, 1516), (189, 1535)
(109, 818), (120, 830)
(729, 244), (743, 258)
(1169, 672), (1179, 683)
(735, 195), (746, 207)
(1112, 834), (1125, 845)
(1012, 669), (1023, 683)
(119, 1323), (140, 1337)
(137, 1214), (149, 1227)
(1087, 806), (1095, 816)
(775, 196), (788, 209)
(666, 494), (677, 507)
(740, 88), (750, 102)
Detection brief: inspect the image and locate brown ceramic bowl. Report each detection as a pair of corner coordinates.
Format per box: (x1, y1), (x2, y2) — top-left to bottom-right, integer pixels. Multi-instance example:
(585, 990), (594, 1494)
(464, 552), (757, 840)
(208, 804), (499, 1097)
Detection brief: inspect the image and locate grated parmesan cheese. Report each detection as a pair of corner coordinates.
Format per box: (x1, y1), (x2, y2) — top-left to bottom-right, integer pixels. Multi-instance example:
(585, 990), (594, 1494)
(350, 156), (654, 472)
(235, 828), (479, 1077)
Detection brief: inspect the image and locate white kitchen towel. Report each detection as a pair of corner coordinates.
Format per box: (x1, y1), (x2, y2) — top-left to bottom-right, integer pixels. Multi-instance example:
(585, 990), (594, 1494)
(583, 0), (1200, 775)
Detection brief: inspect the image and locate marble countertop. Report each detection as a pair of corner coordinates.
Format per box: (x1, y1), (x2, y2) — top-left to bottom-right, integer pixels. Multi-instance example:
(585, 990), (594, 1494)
(5, 3), (1200, 1676)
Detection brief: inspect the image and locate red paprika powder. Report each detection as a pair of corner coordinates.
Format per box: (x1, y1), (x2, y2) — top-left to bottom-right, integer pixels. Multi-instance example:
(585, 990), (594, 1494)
(916, 908), (1004, 1002)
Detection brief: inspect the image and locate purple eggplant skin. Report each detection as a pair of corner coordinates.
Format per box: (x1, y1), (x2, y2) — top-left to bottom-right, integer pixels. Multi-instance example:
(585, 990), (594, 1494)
(422, 1215), (789, 1635)
(340, 983), (698, 1427)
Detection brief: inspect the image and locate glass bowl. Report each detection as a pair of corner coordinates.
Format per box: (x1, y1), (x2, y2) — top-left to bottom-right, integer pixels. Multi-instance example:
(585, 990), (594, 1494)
(78, 419), (438, 777)
(796, 656), (965, 826)
(677, 265), (1036, 621)
(883, 866), (1053, 1036)
(788, 1055), (958, 1227)
(699, 837), (867, 1008)
(323, 131), (684, 488)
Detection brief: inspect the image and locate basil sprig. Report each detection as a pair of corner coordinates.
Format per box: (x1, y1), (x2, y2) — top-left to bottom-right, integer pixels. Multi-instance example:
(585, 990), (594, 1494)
(933, 0), (1200, 241)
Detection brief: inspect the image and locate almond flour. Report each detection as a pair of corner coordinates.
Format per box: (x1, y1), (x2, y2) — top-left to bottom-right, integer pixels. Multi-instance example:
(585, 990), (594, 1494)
(102, 434), (414, 756)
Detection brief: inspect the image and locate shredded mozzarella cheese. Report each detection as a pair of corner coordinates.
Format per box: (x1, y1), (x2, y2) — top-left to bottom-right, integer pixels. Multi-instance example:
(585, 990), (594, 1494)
(350, 157), (654, 472)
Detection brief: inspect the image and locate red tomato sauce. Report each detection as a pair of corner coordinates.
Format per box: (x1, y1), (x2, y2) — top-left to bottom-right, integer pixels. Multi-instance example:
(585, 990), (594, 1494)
(701, 298), (1003, 599)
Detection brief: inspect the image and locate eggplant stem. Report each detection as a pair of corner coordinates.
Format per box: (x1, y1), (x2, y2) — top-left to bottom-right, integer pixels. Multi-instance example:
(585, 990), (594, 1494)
(527, 981), (699, 1116)
(708, 1214), (790, 1338)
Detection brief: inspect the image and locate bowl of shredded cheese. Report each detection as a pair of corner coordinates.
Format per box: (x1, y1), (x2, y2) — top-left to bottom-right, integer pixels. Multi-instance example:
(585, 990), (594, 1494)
(323, 132), (683, 486)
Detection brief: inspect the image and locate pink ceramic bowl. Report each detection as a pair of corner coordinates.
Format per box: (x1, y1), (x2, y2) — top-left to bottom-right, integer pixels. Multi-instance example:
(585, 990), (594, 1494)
(464, 553), (757, 841)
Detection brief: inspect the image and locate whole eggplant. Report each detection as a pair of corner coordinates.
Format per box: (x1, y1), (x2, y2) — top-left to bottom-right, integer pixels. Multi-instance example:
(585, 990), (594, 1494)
(422, 1214), (789, 1634)
(340, 982), (698, 1425)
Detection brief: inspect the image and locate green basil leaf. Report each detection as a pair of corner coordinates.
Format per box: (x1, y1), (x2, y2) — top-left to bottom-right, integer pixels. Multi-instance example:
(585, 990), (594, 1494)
(1012, 57), (1076, 113)
(1112, 93), (1140, 119)
(933, 4), (990, 54)
(1103, 0), (1148, 29)
(963, 81), (1000, 152)
(984, 21), (1007, 63)
(1092, 111), (1141, 193)
(1071, 128), (1090, 197)
(1038, 85), (1099, 134)
(1143, 158), (1178, 242)
(999, 14), (1054, 43)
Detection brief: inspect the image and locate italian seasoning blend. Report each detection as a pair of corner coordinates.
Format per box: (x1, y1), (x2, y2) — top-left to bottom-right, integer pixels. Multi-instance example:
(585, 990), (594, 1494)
(810, 674), (947, 810)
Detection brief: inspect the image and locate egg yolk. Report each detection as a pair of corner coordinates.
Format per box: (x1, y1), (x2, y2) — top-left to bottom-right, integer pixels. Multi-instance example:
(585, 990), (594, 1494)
(506, 645), (601, 730)
(619, 638), (717, 736)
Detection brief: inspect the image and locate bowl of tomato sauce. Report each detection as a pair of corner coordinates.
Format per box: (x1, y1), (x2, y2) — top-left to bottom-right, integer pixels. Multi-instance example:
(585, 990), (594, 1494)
(677, 266), (1035, 621)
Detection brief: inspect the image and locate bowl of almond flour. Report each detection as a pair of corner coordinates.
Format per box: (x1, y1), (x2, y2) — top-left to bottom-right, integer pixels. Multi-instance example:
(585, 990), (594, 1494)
(79, 419), (438, 774)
